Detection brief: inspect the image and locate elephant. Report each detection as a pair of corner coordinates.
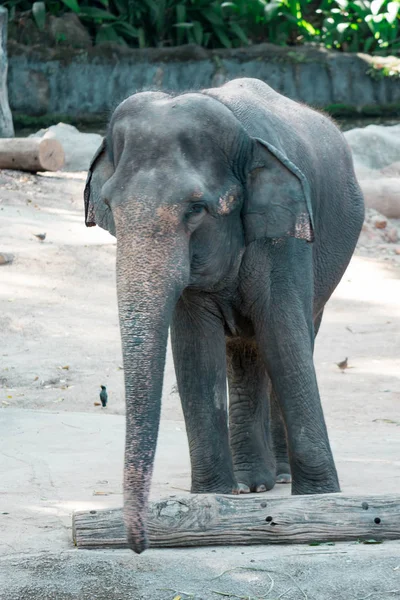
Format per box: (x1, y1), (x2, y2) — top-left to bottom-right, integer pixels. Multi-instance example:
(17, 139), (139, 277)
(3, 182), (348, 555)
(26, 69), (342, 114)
(84, 77), (364, 554)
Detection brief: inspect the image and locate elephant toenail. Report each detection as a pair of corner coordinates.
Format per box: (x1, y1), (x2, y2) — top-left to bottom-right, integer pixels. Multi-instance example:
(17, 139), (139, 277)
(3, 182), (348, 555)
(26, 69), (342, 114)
(238, 483), (251, 494)
(256, 485), (266, 492)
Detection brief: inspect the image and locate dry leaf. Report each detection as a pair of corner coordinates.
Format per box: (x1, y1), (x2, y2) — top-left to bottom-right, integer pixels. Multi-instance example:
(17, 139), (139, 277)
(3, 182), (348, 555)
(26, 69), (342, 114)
(33, 376), (39, 381)
(94, 402), (101, 406)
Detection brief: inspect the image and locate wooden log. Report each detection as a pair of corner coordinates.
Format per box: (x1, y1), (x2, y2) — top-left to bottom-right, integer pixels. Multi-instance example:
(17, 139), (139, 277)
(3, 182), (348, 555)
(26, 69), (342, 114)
(0, 7), (14, 138)
(73, 493), (400, 549)
(0, 137), (64, 171)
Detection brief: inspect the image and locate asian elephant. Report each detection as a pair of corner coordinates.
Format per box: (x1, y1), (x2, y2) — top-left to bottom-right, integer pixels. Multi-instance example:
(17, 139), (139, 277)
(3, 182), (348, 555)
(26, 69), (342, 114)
(84, 78), (364, 553)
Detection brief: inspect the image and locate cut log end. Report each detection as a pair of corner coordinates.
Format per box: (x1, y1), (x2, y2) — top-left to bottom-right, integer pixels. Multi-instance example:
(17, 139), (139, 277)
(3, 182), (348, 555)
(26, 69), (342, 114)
(0, 137), (65, 172)
(38, 138), (65, 171)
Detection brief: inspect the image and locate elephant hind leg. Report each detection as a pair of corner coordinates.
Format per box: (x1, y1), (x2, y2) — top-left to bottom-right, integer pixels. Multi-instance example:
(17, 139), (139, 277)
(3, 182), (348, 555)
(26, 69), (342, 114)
(227, 338), (276, 493)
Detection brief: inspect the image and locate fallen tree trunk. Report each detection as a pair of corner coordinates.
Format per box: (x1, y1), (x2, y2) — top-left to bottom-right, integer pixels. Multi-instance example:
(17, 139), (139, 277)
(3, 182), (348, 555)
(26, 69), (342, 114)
(73, 493), (400, 549)
(0, 137), (64, 171)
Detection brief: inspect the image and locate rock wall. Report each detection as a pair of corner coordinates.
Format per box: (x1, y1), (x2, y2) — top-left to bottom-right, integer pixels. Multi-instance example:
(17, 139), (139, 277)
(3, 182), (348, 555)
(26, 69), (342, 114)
(0, 7), (14, 137)
(7, 42), (400, 121)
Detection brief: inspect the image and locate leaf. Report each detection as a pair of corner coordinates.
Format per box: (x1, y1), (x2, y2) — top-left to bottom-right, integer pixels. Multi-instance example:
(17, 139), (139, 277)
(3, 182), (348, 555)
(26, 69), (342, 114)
(32, 2), (46, 31)
(96, 26), (127, 45)
(114, 0), (128, 14)
(309, 541), (336, 546)
(337, 22), (351, 33)
(176, 4), (186, 22)
(221, 2), (239, 16)
(142, 0), (160, 17)
(334, 0), (349, 9)
(173, 22), (194, 28)
(202, 8), (225, 26)
(229, 21), (249, 44)
(213, 26), (232, 48)
(192, 21), (203, 45)
(264, 2), (281, 21)
(114, 21), (139, 39)
(371, 0), (387, 15)
(137, 27), (146, 48)
(298, 19), (318, 35)
(363, 36), (376, 52)
(350, 1), (372, 18)
(80, 7), (119, 21)
(387, 2), (400, 23)
(60, 0), (81, 13)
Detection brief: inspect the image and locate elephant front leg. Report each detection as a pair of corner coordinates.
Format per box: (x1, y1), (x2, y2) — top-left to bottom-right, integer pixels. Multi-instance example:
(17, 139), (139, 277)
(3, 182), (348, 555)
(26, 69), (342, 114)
(244, 240), (340, 495)
(227, 339), (276, 493)
(171, 295), (238, 494)
(266, 347), (340, 495)
(259, 320), (339, 494)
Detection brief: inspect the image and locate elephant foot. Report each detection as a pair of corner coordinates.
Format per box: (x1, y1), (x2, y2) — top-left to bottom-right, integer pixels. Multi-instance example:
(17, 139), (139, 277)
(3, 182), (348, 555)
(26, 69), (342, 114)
(292, 479), (340, 495)
(290, 460), (340, 495)
(276, 462), (291, 484)
(234, 466), (275, 494)
(191, 475), (240, 495)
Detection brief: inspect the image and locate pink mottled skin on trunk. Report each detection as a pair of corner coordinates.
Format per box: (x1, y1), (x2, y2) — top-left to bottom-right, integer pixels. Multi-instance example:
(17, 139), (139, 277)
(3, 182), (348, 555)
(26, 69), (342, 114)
(114, 202), (189, 553)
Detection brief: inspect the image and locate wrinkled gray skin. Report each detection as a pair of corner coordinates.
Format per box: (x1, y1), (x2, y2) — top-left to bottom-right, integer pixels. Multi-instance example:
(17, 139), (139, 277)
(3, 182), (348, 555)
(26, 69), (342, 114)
(84, 78), (364, 554)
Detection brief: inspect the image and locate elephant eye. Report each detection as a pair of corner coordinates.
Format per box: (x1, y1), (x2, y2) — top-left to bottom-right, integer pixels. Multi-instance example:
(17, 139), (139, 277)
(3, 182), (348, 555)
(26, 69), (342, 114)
(187, 203), (206, 215)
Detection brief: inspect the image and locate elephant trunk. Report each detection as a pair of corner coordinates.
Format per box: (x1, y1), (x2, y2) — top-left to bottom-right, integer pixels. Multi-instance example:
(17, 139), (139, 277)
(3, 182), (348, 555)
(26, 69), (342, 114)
(116, 221), (188, 554)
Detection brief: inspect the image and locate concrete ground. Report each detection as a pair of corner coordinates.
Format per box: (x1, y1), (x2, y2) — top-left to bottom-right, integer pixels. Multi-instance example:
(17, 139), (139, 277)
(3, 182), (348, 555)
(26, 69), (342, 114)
(0, 169), (400, 599)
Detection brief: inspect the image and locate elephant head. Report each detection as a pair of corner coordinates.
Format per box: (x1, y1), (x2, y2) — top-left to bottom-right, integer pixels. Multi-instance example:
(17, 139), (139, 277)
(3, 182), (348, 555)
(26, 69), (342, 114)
(84, 88), (313, 553)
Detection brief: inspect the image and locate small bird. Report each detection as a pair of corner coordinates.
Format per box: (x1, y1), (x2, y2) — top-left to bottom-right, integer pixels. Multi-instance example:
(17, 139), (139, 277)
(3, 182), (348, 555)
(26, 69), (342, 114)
(99, 385), (108, 407)
(336, 357), (348, 370)
(34, 233), (46, 242)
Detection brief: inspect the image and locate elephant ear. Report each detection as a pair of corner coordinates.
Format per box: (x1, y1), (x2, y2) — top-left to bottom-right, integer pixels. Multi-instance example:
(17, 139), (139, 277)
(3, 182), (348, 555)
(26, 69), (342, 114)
(84, 138), (116, 236)
(243, 138), (314, 244)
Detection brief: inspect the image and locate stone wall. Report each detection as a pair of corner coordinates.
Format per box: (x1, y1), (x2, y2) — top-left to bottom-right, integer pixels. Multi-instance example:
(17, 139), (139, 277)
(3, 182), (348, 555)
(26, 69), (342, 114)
(7, 41), (400, 122)
(0, 7), (14, 137)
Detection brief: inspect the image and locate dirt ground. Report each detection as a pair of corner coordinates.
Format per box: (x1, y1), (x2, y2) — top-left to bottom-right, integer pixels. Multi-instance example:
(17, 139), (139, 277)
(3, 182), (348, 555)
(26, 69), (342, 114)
(1, 168), (400, 599)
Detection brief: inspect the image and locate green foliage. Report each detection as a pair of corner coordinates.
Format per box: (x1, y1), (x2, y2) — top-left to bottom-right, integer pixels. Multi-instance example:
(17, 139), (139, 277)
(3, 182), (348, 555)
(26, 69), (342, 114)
(4, 0), (400, 55)
(318, 0), (400, 55)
